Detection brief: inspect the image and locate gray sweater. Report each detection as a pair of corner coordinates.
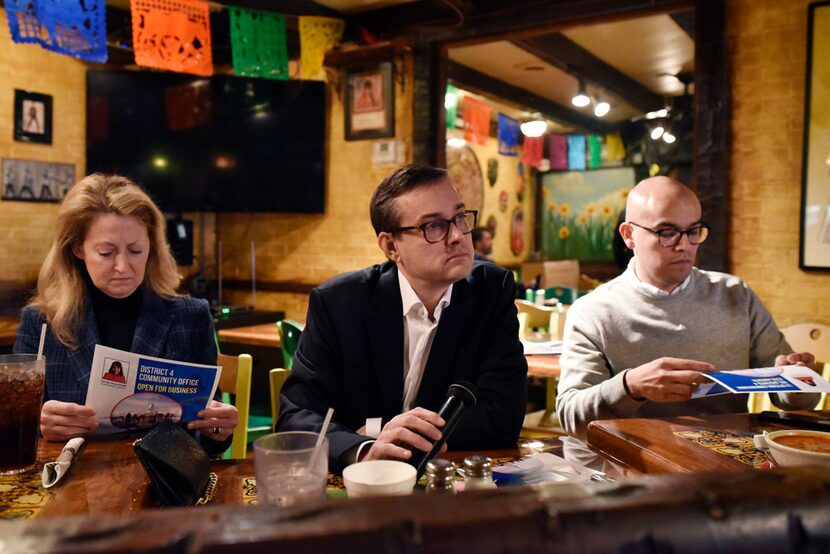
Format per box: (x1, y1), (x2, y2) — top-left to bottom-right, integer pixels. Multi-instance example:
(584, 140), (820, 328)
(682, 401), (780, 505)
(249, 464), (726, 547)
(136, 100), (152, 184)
(556, 264), (818, 437)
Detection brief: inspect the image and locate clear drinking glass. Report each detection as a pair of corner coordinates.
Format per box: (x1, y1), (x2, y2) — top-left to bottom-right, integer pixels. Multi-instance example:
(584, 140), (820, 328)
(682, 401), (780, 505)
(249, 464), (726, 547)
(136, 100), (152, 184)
(0, 354), (46, 475)
(254, 431), (328, 508)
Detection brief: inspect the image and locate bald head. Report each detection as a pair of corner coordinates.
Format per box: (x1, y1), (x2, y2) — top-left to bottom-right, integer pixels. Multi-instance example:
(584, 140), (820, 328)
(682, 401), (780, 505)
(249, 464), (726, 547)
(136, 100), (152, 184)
(620, 176), (705, 292)
(626, 176), (700, 223)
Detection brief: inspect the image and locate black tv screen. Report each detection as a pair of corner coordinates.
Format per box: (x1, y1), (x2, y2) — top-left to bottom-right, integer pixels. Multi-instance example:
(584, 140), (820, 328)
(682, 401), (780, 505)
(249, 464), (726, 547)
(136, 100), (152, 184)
(86, 69), (326, 213)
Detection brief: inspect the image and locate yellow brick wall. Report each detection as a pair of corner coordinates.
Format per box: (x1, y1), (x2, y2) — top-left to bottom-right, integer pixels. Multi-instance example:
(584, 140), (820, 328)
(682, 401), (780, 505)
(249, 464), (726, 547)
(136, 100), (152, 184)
(727, 0), (830, 327)
(220, 58), (414, 320)
(0, 8), (85, 289)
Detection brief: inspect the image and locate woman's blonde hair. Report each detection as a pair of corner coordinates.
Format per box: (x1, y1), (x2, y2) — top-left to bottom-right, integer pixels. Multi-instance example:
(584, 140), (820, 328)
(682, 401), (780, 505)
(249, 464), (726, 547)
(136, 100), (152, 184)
(31, 174), (180, 347)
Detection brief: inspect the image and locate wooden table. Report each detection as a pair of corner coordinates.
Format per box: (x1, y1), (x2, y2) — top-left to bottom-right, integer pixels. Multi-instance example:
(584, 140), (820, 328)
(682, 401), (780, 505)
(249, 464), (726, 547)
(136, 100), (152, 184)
(524, 354), (560, 429)
(22, 436), (519, 518)
(216, 323), (281, 348)
(587, 411), (829, 474)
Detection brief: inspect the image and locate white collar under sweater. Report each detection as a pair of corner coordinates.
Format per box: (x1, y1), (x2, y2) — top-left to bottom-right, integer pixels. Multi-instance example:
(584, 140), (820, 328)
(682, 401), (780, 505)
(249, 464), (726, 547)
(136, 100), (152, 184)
(626, 256), (692, 297)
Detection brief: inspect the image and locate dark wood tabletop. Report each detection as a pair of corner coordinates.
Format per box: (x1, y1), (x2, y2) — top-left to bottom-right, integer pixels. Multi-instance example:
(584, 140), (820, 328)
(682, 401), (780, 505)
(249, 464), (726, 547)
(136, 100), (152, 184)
(586, 410), (829, 474)
(216, 323), (282, 348)
(0, 316), (18, 347)
(26, 436), (519, 518)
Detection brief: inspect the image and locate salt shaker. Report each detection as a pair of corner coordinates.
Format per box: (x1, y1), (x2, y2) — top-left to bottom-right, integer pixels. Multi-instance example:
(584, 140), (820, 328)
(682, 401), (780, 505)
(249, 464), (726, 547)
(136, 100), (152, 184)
(462, 455), (497, 490)
(534, 289), (546, 306)
(425, 459), (455, 493)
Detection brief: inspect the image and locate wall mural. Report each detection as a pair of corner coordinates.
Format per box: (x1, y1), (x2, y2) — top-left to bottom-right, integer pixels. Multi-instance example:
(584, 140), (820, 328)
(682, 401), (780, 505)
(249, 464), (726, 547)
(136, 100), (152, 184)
(446, 143), (484, 212)
(541, 167), (635, 260)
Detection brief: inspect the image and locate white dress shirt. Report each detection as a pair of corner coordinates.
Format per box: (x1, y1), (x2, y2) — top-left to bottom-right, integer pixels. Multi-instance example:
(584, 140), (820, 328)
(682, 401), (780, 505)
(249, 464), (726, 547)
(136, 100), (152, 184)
(398, 271), (453, 411)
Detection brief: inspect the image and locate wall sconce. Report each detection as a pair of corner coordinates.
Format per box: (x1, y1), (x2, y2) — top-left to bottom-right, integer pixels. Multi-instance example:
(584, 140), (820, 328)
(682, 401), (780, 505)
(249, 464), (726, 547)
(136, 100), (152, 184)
(571, 79), (590, 107)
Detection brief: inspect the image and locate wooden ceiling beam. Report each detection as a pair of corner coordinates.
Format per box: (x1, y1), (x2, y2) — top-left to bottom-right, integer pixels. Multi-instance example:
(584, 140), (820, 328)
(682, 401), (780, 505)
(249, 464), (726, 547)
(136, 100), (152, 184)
(447, 61), (614, 134)
(511, 34), (664, 113)
(351, 0), (693, 43)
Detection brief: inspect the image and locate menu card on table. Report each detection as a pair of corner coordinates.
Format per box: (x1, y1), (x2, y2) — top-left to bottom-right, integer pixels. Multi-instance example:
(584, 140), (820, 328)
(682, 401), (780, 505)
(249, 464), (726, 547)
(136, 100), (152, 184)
(85, 345), (221, 435)
(691, 364), (830, 398)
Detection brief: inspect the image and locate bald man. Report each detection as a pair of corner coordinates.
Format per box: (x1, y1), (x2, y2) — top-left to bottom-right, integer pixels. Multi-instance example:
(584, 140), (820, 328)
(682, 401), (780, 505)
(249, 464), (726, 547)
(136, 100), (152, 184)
(556, 177), (818, 438)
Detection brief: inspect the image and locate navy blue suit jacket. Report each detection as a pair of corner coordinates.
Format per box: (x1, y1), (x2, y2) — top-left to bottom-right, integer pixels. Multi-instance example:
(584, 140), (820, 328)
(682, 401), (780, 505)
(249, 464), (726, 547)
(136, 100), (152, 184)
(14, 289), (227, 455)
(15, 290), (217, 404)
(278, 261), (528, 473)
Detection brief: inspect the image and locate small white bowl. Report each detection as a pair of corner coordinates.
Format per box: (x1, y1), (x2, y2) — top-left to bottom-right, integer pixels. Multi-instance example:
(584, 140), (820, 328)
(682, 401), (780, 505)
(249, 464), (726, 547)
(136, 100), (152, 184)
(754, 429), (830, 467)
(342, 460), (417, 498)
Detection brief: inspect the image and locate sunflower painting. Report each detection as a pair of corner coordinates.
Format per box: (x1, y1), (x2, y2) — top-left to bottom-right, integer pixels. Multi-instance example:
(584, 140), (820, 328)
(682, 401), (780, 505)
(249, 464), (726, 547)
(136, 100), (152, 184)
(541, 167), (635, 260)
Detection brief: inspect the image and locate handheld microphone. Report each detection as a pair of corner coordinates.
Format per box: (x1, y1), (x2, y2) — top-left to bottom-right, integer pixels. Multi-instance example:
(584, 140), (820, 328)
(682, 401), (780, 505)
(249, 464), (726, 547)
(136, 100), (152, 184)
(410, 381), (477, 479)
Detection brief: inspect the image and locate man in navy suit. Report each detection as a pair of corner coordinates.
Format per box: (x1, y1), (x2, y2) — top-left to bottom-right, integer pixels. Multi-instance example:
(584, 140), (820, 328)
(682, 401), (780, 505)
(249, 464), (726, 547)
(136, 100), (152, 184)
(279, 164), (527, 472)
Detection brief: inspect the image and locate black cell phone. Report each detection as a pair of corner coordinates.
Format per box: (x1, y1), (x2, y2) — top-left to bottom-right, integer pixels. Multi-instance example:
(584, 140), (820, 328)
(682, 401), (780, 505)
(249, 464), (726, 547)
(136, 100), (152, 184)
(757, 411), (830, 431)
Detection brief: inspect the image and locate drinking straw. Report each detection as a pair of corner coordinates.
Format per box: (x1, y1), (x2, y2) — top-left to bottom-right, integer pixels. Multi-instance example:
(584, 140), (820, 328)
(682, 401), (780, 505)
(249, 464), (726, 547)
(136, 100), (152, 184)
(310, 407), (334, 469)
(37, 323), (47, 360)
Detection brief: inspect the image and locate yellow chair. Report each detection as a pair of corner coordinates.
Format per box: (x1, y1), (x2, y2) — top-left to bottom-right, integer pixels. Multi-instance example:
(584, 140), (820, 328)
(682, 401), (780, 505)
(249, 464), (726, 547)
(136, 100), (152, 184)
(269, 367), (290, 431)
(515, 300), (565, 430)
(748, 323), (830, 413)
(217, 353), (252, 459)
(515, 299), (566, 341)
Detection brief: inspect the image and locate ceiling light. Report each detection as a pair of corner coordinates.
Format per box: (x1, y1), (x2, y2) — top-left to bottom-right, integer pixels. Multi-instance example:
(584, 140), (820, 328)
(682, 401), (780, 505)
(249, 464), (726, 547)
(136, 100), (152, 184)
(650, 126), (665, 140)
(572, 79), (590, 107)
(520, 119), (547, 137)
(447, 137), (467, 148)
(645, 108), (669, 120)
(662, 132), (676, 144)
(594, 101), (610, 117)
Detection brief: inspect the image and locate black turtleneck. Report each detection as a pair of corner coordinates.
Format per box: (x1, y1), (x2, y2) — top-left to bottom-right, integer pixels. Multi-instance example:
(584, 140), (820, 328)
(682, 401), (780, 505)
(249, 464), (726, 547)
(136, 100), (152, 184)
(85, 271), (143, 351)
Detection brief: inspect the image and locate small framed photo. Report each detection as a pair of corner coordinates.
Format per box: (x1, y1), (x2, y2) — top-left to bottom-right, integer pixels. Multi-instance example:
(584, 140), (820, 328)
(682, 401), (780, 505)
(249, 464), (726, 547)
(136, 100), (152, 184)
(14, 89), (53, 144)
(344, 62), (395, 141)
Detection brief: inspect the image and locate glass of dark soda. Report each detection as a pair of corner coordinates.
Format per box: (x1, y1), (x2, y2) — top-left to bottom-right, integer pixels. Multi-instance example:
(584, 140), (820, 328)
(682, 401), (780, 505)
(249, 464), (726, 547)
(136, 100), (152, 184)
(0, 354), (45, 475)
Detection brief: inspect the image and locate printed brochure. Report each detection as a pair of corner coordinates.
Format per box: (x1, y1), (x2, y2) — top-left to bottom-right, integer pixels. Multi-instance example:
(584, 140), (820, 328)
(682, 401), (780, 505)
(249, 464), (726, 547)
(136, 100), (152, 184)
(85, 345), (221, 435)
(691, 364), (830, 399)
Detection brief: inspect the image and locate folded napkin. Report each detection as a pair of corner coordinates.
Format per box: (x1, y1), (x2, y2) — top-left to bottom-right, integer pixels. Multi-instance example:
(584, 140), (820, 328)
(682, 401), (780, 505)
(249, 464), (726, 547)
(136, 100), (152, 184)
(42, 438), (85, 488)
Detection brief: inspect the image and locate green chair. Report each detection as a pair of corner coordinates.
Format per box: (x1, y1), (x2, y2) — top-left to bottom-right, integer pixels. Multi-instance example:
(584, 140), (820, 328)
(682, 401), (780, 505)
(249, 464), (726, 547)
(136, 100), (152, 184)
(277, 319), (305, 369)
(545, 285), (578, 305)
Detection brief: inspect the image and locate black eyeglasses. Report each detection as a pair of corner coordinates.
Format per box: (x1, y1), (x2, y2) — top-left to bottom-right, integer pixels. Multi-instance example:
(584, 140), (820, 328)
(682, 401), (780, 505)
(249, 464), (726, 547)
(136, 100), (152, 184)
(395, 210), (478, 244)
(628, 221), (710, 247)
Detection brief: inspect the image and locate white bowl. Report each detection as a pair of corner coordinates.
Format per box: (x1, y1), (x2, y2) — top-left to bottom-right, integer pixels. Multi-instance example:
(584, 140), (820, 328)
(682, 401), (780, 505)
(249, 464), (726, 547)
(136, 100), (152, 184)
(342, 460), (417, 498)
(754, 429), (830, 467)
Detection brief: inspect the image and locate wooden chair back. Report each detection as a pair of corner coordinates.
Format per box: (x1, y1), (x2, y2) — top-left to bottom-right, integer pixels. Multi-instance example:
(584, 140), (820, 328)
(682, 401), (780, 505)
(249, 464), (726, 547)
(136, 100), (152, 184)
(269, 368), (291, 431)
(217, 353), (252, 459)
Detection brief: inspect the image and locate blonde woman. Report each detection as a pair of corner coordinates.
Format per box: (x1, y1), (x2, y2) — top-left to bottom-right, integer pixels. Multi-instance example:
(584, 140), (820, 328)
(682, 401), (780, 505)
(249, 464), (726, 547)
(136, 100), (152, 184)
(14, 174), (236, 455)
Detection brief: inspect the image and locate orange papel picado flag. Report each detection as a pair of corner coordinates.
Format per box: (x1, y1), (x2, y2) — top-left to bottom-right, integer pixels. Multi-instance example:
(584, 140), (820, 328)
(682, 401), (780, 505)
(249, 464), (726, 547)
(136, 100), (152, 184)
(131, 0), (213, 76)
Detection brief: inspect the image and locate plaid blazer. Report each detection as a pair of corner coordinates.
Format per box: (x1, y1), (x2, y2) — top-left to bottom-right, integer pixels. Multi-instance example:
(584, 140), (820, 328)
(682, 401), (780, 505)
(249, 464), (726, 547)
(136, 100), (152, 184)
(14, 289), (217, 405)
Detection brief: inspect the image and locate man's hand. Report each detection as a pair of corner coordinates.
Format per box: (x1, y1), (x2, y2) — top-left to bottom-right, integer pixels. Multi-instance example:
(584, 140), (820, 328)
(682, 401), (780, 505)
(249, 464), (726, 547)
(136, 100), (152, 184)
(623, 357), (714, 403)
(775, 352), (819, 373)
(363, 407), (446, 461)
(40, 400), (99, 441)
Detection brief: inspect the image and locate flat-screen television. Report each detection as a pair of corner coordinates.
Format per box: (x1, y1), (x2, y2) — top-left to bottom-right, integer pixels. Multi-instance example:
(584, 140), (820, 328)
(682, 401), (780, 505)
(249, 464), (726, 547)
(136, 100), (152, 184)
(86, 69), (326, 213)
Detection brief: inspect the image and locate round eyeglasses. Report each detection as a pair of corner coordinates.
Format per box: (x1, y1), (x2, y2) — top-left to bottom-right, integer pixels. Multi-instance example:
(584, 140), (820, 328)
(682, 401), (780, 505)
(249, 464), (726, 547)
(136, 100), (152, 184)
(628, 221), (710, 248)
(395, 210), (478, 244)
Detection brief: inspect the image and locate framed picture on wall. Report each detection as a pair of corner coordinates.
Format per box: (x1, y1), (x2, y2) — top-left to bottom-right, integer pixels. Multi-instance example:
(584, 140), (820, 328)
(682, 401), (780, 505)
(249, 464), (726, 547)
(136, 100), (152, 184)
(344, 62), (394, 141)
(800, 1), (830, 270)
(14, 89), (53, 144)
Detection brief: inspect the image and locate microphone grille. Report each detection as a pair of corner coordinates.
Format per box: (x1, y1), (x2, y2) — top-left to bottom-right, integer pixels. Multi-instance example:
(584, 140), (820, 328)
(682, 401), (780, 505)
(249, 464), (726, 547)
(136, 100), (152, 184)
(448, 381), (477, 407)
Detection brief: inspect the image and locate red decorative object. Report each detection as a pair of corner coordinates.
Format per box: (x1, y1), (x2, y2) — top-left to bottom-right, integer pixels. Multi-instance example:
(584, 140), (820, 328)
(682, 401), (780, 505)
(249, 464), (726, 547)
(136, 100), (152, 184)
(131, 0), (213, 76)
(462, 96), (491, 146)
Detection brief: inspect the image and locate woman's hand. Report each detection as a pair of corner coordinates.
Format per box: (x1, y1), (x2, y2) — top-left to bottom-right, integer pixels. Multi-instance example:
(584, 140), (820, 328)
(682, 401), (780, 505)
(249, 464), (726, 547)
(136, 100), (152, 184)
(188, 400), (238, 442)
(40, 400), (99, 441)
